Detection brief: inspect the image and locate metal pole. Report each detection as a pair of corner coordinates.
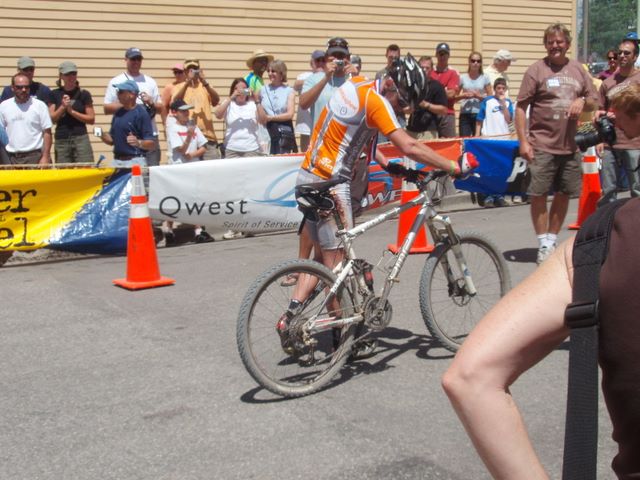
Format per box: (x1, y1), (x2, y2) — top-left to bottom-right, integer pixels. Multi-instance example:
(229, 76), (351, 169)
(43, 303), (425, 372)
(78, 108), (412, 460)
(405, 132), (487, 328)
(583, 0), (589, 62)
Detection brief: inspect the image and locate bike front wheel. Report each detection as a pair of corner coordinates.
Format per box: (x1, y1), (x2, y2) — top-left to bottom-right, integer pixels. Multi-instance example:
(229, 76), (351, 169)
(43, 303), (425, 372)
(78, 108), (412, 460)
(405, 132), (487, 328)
(419, 232), (511, 352)
(237, 259), (356, 398)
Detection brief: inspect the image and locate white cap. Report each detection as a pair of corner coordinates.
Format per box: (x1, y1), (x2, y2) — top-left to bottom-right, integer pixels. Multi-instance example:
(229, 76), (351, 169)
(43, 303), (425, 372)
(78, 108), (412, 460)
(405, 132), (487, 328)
(494, 49), (516, 62)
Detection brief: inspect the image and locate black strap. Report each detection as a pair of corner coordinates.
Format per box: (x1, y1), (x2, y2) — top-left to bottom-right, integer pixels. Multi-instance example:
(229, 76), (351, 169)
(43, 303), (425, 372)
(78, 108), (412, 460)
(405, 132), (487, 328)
(562, 199), (628, 480)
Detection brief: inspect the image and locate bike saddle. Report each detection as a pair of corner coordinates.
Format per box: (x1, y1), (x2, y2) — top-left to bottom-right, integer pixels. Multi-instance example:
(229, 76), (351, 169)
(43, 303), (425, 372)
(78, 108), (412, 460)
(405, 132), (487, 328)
(295, 179), (345, 212)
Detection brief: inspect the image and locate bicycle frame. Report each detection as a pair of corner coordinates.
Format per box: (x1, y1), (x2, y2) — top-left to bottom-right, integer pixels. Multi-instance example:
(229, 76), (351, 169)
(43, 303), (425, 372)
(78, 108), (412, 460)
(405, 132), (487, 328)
(304, 175), (478, 337)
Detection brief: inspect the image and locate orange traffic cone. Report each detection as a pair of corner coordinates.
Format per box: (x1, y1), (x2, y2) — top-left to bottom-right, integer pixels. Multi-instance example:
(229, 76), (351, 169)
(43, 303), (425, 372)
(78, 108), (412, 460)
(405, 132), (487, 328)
(569, 149), (601, 230)
(113, 165), (175, 290)
(387, 179), (434, 254)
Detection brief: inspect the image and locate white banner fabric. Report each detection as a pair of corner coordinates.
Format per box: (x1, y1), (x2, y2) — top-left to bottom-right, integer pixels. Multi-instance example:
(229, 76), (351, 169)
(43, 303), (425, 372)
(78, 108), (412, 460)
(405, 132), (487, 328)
(148, 155), (304, 235)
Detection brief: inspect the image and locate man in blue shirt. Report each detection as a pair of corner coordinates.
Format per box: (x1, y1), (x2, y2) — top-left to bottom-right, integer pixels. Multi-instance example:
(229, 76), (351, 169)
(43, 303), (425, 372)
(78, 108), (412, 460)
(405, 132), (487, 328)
(98, 80), (155, 167)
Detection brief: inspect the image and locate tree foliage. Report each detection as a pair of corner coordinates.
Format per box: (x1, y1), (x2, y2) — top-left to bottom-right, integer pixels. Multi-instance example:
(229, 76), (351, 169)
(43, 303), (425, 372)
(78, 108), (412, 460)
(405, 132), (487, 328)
(587, 0), (637, 59)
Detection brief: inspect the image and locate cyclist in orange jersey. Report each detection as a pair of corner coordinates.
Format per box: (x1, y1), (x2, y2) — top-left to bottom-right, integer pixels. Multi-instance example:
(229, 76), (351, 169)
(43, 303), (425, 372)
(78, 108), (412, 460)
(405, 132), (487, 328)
(295, 54), (463, 270)
(277, 54), (474, 357)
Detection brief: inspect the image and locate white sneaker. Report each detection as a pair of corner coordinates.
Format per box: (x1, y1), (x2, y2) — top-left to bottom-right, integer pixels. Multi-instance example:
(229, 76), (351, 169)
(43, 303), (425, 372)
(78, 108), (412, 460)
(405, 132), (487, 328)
(536, 244), (556, 265)
(222, 230), (245, 240)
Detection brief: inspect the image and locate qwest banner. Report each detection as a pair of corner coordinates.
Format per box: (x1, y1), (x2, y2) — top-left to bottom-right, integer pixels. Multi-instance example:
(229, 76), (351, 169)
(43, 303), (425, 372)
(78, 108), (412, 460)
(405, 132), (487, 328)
(147, 140), (467, 235)
(149, 155), (304, 234)
(0, 169), (130, 253)
(148, 155), (411, 235)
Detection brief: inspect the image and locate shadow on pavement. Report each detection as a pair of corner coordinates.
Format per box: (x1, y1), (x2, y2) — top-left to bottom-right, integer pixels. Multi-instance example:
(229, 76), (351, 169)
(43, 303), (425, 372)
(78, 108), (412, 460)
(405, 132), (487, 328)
(239, 327), (454, 403)
(503, 247), (537, 263)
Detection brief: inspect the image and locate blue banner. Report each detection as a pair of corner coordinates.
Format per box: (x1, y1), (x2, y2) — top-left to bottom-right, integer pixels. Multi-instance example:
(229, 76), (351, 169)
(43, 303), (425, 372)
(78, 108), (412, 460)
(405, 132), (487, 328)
(455, 138), (524, 195)
(48, 170), (131, 254)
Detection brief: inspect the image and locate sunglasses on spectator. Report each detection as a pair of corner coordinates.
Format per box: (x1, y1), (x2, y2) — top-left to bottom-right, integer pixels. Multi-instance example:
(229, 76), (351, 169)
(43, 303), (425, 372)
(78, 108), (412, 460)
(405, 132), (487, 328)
(608, 55), (618, 60)
(618, 50), (634, 56)
(470, 59), (482, 63)
(172, 69), (184, 74)
(13, 85), (29, 90)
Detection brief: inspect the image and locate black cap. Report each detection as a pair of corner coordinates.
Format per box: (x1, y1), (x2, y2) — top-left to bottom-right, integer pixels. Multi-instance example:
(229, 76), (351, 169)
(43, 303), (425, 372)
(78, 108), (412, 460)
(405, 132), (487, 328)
(326, 37), (350, 57)
(435, 42), (450, 54)
(170, 99), (194, 111)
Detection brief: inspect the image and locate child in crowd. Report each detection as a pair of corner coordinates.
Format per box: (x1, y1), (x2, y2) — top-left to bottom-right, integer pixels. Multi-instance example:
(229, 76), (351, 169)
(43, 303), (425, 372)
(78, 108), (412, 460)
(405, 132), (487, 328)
(163, 99), (213, 244)
(475, 78), (515, 207)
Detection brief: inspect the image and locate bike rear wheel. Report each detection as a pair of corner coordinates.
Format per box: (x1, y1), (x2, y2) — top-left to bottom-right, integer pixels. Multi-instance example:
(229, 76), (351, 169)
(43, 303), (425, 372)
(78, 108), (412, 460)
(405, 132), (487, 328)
(237, 259), (356, 397)
(419, 232), (511, 352)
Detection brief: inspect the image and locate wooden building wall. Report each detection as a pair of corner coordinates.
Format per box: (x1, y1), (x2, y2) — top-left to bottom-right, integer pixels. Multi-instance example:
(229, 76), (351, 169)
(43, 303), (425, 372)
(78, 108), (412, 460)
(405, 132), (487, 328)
(0, 0), (576, 162)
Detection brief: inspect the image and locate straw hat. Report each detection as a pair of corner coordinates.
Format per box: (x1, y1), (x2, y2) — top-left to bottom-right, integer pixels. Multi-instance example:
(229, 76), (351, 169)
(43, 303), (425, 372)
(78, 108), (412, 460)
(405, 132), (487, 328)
(246, 49), (274, 68)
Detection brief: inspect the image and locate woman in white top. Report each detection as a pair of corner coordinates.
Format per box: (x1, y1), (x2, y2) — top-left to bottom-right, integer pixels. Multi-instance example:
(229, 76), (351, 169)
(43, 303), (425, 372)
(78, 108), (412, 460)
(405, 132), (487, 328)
(456, 52), (492, 137)
(214, 78), (266, 158)
(260, 60), (297, 154)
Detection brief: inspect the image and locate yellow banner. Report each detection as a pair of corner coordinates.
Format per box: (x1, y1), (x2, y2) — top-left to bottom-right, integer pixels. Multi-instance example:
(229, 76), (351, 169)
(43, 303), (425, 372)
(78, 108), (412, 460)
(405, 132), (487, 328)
(0, 169), (116, 251)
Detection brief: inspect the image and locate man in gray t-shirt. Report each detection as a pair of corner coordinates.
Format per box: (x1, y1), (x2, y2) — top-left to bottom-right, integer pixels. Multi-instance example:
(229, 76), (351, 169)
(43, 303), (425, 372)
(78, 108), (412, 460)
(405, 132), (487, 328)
(515, 23), (597, 265)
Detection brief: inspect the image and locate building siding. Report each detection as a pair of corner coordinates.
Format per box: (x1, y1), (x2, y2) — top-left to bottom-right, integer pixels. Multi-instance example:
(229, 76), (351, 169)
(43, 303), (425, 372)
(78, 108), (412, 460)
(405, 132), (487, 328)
(0, 0), (576, 162)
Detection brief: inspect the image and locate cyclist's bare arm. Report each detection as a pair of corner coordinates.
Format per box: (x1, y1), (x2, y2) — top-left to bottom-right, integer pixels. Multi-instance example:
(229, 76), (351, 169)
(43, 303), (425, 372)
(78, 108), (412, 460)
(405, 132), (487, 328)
(386, 128), (460, 174)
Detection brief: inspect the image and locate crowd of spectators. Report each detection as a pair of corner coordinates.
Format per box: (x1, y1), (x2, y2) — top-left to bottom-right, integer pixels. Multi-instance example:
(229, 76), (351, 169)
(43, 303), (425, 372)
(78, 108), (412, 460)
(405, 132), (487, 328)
(0, 28), (636, 247)
(0, 42), (518, 169)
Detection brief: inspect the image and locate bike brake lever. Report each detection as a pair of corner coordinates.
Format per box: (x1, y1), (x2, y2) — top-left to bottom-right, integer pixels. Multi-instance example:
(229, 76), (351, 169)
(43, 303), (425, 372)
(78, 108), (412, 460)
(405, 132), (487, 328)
(456, 172), (481, 181)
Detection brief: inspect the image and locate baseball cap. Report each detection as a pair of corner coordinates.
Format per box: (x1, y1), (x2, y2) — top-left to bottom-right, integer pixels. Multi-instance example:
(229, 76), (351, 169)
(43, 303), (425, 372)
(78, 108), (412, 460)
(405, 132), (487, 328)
(58, 61), (78, 74)
(114, 79), (139, 93)
(184, 58), (200, 69)
(311, 50), (326, 61)
(435, 43), (450, 54)
(17, 56), (35, 70)
(326, 37), (350, 57)
(494, 49), (516, 62)
(350, 54), (362, 65)
(172, 63), (185, 71)
(625, 32), (639, 41)
(170, 99), (194, 111)
(125, 47), (143, 59)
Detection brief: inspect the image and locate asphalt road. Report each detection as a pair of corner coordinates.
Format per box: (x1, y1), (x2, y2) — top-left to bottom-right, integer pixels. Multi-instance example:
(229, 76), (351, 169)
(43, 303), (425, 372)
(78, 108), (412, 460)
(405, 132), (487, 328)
(1, 199), (616, 479)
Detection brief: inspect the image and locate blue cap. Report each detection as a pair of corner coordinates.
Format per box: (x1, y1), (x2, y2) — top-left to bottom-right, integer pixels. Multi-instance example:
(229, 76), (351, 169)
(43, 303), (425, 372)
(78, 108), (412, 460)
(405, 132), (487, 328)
(114, 79), (139, 93)
(625, 32), (638, 41)
(125, 47), (143, 59)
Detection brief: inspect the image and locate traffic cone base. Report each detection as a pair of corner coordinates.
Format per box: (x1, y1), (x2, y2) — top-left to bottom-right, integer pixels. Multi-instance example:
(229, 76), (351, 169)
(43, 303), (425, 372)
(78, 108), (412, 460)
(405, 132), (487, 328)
(113, 276), (175, 290)
(113, 165), (175, 290)
(387, 189), (434, 254)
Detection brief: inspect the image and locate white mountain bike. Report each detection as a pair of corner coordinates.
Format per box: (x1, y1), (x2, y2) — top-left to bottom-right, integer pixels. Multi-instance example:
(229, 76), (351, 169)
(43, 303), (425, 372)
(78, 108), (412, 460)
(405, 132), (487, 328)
(237, 169), (511, 397)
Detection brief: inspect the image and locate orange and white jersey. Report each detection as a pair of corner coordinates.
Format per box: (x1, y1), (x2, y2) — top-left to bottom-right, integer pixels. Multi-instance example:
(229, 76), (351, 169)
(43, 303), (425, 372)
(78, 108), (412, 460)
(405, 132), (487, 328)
(301, 76), (401, 180)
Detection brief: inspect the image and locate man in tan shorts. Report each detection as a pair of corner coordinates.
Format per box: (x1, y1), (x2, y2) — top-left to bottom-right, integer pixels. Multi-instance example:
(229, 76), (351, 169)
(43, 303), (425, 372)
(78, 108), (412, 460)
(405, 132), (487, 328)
(515, 23), (598, 264)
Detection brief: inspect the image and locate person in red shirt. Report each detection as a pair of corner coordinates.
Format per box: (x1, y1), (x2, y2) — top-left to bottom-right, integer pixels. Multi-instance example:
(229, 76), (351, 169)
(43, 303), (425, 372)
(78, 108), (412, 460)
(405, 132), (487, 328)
(431, 42), (460, 138)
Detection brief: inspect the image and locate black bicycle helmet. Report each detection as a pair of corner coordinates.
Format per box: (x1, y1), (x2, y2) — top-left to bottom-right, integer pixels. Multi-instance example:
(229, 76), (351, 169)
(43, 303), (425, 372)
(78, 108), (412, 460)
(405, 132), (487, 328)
(386, 53), (426, 109)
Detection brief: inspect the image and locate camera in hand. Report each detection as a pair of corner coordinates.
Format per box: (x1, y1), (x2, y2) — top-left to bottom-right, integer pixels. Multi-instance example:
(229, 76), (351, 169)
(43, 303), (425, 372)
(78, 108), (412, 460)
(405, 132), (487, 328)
(575, 116), (616, 151)
(334, 59), (345, 71)
(242, 88), (251, 96)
